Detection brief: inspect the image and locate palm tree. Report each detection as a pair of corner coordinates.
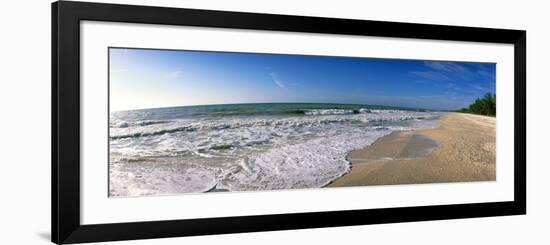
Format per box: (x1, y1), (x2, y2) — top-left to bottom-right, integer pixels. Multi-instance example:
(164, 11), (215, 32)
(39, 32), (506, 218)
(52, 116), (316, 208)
(462, 93), (496, 116)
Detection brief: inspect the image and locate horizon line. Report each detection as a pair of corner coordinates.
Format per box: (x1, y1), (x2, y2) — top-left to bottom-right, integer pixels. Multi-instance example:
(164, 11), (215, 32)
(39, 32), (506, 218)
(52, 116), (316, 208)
(110, 101), (449, 113)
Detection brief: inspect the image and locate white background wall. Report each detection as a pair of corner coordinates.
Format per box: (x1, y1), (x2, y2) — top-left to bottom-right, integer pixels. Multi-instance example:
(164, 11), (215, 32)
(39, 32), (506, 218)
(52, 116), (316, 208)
(0, 0), (547, 244)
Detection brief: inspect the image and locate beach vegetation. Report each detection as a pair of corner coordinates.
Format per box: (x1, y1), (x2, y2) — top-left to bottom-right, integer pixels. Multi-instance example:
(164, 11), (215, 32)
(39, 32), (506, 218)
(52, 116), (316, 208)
(459, 93), (496, 116)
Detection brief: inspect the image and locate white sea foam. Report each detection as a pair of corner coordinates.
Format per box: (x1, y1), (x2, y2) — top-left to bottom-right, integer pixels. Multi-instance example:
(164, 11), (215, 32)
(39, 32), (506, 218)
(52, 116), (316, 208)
(109, 108), (444, 196)
(217, 128), (391, 191)
(110, 162), (218, 196)
(304, 109), (357, 115)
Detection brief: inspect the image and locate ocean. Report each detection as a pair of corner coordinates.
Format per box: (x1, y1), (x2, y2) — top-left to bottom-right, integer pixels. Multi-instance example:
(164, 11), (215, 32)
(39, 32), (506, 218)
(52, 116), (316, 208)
(109, 103), (443, 196)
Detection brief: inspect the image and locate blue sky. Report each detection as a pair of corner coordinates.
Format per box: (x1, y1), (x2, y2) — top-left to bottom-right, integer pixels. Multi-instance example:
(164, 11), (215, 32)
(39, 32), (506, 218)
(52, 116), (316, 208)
(109, 48), (496, 111)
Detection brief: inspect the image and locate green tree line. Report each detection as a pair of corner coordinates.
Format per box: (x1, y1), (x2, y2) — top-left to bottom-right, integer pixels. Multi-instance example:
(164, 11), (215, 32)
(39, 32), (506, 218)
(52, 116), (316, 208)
(459, 93), (496, 116)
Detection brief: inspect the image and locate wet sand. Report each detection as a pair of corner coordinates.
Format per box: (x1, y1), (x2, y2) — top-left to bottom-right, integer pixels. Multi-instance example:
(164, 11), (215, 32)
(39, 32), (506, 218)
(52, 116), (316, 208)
(329, 113), (496, 187)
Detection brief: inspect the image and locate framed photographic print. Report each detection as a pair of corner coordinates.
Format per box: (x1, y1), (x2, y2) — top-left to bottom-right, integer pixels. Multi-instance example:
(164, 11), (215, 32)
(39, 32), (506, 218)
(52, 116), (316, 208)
(52, 1), (526, 244)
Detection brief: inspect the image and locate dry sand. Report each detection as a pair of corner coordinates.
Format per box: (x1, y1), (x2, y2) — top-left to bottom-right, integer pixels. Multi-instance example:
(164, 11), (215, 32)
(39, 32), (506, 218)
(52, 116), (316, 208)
(328, 113), (496, 187)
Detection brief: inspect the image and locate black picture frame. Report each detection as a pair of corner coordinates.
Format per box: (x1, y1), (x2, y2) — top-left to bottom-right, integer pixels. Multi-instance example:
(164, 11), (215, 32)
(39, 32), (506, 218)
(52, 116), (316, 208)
(52, 1), (526, 244)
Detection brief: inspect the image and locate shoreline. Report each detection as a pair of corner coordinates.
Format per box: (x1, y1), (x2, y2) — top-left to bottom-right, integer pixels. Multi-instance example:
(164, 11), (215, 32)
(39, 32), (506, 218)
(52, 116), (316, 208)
(328, 112), (496, 187)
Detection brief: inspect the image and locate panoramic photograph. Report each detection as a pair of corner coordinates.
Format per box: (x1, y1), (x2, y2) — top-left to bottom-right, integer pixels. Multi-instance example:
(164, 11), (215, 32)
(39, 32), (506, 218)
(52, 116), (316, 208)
(108, 47), (496, 197)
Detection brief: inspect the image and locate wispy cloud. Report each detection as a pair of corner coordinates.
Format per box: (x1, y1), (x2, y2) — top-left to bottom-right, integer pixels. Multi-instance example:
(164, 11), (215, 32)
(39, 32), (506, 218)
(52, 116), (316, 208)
(423, 61), (469, 73)
(410, 71), (450, 82)
(269, 73), (287, 90)
(410, 61), (469, 84)
(411, 61), (495, 97)
(478, 69), (496, 81)
(423, 61), (496, 83)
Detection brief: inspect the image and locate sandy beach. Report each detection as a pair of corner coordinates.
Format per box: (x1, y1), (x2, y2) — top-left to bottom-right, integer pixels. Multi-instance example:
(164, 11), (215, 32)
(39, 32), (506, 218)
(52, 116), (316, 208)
(329, 112), (496, 187)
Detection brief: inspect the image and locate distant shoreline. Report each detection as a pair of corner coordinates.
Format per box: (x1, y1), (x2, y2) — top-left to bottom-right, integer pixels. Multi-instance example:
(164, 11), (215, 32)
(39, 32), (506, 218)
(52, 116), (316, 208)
(328, 113), (496, 187)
